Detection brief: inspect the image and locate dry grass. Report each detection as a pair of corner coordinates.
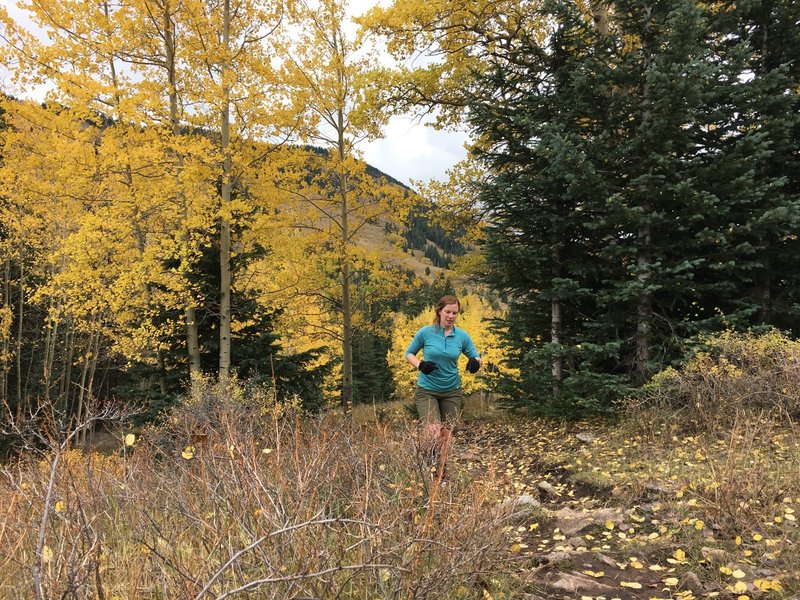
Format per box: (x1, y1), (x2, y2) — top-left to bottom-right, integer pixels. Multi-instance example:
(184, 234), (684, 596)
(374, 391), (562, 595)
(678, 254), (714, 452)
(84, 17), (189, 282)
(0, 380), (516, 600)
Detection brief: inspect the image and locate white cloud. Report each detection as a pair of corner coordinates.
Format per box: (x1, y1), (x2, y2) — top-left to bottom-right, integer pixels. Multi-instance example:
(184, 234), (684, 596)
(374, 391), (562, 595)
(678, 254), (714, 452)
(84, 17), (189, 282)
(361, 117), (469, 187)
(344, 1), (470, 186)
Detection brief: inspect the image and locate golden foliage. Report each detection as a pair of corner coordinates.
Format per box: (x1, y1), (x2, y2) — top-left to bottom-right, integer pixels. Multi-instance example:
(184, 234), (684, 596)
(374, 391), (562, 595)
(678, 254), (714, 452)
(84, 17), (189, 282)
(388, 293), (512, 400)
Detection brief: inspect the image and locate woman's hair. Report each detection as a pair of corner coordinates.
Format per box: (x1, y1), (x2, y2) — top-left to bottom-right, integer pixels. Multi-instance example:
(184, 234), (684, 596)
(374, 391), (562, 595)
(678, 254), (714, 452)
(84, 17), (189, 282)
(433, 295), (460, 326)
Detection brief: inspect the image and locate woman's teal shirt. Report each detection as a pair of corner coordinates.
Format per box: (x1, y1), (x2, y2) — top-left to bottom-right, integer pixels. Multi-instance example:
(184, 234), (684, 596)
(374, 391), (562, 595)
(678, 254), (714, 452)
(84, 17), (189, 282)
(405, 325), (480, 392)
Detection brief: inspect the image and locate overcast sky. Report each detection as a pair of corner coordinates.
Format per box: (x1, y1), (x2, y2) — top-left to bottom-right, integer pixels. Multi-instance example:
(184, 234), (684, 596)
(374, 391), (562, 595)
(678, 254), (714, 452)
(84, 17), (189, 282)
(1, 0), (469, 187)
(346, 0), (470, 187)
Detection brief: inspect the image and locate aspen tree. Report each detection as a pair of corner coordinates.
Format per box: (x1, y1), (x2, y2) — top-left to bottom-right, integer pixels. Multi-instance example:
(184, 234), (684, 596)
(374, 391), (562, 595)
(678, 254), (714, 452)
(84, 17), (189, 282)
(3, 0), (296, 384)
(278, 0), (412, 408)
(0, 0), (216, 381)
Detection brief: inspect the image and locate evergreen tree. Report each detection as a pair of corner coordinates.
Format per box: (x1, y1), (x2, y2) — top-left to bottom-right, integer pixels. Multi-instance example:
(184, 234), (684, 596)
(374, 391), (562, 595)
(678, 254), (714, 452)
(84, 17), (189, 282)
(471, 0), (627, 414)
(118, 221), (330, 418)
(471, 0), (800, 415)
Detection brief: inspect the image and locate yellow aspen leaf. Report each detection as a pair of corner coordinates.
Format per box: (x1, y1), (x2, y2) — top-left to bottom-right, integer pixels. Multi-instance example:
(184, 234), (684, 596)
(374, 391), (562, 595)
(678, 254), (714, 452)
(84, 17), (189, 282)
(735, 535), (742, 545)
(630, 560), (643, 569)
(649, 564), (664, 571)
(262, 448), (273, 454)
(695, 520), (705, 530)
(620, 581), (642, 589)
(42, 546), (53, 564)
(784, 512), (796, 521)
(124, 433), (136, 446)
(605, 519), (615, 530)
(54, 501), (66, 513)
(663, 577), (679, 586)
(181, 446), (195, 460)
(753, 579), (771, 591)
(737, 596), (749, 600)
(648, 532), (660, 539)
(774, 516), (783, 523)
(732, 581), (747, 592)
(752, 533), (763, 541)
(732, 569), (745, 579)
(582, 570), (605, 578)
(719, 566), (733, 575)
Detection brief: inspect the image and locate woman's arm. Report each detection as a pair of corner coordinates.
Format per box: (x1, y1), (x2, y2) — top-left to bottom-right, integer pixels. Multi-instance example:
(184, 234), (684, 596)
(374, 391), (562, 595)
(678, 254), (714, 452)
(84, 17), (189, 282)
(406, 352), (421, 370)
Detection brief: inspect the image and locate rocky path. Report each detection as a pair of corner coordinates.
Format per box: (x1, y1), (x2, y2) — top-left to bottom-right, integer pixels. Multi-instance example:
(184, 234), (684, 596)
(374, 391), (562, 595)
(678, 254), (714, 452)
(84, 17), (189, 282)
(450, 419), (788, 600)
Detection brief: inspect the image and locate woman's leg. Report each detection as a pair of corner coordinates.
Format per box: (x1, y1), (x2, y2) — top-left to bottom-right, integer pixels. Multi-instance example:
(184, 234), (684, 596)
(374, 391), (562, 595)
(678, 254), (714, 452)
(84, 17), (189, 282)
(435, 388), (463, 480)
(415, 387), (444, 471)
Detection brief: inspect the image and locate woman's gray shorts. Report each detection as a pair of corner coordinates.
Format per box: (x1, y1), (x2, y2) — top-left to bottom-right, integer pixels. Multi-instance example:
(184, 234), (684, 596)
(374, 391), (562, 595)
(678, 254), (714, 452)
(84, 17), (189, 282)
(414, 386), (463, 426)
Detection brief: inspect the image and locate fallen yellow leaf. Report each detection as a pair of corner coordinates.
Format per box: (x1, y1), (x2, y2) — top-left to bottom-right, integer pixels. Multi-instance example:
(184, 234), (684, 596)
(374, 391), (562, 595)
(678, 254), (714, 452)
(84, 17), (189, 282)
(582, 570), (605, 578)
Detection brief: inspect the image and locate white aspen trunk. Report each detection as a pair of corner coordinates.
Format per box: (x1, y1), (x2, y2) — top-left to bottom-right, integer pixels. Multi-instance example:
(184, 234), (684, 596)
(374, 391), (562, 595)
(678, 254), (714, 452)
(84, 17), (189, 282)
(218, 0), (233, 381)
(79, 328), (102, 446)
(551, 218), (563, 400)
(15, 260), (24, 419)
(337, 104), (353, 410)
(1, 257), (9, 405)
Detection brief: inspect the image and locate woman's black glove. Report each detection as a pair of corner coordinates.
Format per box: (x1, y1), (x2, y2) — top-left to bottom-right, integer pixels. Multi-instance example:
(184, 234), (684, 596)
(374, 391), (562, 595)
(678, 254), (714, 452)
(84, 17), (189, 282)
(467, 357), (481, 373)
(418, 360), (438, 374)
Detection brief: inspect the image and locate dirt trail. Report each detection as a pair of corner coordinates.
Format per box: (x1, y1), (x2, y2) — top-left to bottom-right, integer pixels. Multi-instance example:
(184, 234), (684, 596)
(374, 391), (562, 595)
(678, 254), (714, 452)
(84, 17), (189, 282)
(452, 422), (719, 600)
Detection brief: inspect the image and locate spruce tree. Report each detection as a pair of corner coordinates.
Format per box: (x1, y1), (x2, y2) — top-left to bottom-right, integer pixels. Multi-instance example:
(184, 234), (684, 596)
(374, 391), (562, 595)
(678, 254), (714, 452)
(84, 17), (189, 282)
(471, 0), (800, 415)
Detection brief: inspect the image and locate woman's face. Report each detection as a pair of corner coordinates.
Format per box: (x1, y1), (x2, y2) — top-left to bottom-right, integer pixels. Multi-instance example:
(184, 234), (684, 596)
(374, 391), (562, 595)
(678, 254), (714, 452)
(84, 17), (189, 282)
(439, 303), (460, 328)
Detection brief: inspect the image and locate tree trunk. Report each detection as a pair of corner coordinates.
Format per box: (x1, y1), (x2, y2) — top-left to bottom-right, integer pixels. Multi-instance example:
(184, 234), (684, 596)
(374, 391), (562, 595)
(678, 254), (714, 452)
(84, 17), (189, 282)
(163, 3), (200, 376)
(338, 108), (353, 409)
(60, 320), (75, 402)
(551, 297), (562, 399)
(15, 260), (24, 419)
(550, 219), (563, 400)
(104, 0), (170, 393)
(79, 327), (102, 446)
(634, 10), (653, 382)
(186, 305), (201, 374)
(588, 0), (609, 35)
(635, 223), (652, 380)
(218, 0), (233, 381)
(1, 256), (10, 405)
(42, 310), (59, 401)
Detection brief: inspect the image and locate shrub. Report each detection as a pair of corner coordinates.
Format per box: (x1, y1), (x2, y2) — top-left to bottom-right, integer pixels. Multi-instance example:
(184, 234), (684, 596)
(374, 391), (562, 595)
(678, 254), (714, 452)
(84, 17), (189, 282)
(631, 328), (800, 431)
(0, 378), (516, 599)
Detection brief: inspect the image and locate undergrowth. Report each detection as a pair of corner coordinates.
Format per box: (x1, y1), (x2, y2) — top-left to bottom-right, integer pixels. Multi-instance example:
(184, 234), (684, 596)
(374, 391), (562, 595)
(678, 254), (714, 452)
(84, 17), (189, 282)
(0, 376), (515, 600)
